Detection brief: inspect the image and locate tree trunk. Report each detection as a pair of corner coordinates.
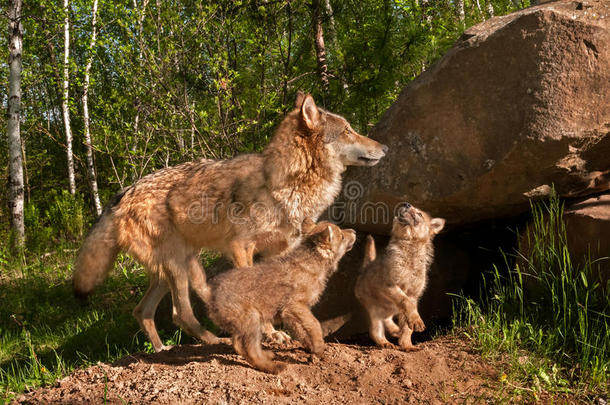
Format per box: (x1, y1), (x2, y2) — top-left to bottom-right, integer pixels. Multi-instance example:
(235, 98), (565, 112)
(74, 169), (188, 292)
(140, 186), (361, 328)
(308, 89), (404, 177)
(456, 0), (466, 25)
(62, 0), (76, 195)
(421, 0), (432, 25)
(7, 0), (25, 248)
(486, 1), (494, 17)
(82, 0), (102, 216)
(323, 0), (335, 42)
(474, 0), (483, 15)
(312, 0), (329, 95)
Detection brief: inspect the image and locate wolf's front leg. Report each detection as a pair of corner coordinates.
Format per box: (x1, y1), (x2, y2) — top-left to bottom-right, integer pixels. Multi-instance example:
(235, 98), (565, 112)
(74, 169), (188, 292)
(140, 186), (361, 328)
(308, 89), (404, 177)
(281, 304), (325, 355)
(397, 313), (418, 351)
(386, 286), (424, 332)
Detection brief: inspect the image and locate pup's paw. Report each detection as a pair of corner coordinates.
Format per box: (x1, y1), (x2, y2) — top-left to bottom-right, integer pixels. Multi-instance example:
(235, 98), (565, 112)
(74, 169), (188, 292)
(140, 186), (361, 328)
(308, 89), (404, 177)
(311, 342), (326, 356)
(400, 344), (421, 352)
(269, 330), (292, 344)
(156, 345), (174, 352)
(410, 315), (426, 332)
(378, 341), (397, 349)
(269, 361), (287, 374)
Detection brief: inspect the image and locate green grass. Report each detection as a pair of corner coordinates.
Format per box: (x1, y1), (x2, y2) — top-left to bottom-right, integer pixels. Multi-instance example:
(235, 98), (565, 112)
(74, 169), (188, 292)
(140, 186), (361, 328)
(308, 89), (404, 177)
(0, 245), (215, 402)
(453, 192), (610, 400)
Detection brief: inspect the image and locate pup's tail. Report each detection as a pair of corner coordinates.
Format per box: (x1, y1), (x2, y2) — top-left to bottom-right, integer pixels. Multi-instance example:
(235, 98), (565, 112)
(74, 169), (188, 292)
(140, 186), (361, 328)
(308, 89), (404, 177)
(73, 210), (120, 299)
(362, 234), (376, 267)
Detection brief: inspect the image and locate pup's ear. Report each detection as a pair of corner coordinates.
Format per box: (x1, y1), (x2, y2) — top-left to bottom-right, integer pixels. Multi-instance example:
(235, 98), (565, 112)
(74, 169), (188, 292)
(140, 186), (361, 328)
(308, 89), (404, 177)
(300, 94), (320, 130)
(321, 224), (334, 245)
(294, 91), (306, 109)
(430, 218), (445, 234)
(302, 217), (316, 234)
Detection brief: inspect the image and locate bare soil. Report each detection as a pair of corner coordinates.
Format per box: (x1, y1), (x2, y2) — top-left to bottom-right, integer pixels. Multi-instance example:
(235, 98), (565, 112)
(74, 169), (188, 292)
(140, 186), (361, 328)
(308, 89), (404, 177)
(13, 334), (519, 404)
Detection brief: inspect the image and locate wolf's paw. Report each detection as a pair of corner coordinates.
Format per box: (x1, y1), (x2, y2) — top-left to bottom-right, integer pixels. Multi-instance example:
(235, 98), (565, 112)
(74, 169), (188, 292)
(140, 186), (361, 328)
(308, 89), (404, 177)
(378, 341), (397, 349)
(201, 331), (220, 345)
(400, 344), (421, 352)
(156, 345), (174, 352)
(310, 342), (327, 356)
(410, 315), (425, 332)
(266, 361), (287, 374)
(268, 330), (292, 344)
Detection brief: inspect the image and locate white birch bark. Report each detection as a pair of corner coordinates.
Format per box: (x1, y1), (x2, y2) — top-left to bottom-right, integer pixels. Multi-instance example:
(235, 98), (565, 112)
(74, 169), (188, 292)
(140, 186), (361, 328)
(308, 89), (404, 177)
(7, 0), (25, 247)
(312, 0), (329, 94)
(486, 1), (495, 17)
(62, 0), (76, 195)
(82, 0), (102, 215)
(457, 0), (466, 25)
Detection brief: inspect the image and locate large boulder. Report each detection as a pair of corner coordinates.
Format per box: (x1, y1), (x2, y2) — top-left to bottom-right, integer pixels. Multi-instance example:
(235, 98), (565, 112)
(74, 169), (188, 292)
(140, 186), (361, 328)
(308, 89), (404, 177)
(563, 193), (610, 286)
(341, 0), (610, 235)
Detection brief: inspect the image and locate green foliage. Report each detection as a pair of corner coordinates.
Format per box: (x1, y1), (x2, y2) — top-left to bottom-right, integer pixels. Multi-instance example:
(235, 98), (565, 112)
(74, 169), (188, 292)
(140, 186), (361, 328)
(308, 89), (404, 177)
(454, 192), (610, 397)
(44, 191), (86, 241)
(1, 0), (526, 227)
(0, 250), (220, 400)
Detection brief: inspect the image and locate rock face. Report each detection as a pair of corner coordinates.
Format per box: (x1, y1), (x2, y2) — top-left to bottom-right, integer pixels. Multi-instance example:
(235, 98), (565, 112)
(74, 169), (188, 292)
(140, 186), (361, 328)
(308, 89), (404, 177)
(563, 193), (610, 286)
(342, 0), (610, 235)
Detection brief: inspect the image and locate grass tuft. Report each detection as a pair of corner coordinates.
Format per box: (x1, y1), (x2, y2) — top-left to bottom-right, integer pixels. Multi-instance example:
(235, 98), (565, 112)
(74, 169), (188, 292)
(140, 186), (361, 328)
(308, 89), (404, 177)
(454, 191), (610, 398)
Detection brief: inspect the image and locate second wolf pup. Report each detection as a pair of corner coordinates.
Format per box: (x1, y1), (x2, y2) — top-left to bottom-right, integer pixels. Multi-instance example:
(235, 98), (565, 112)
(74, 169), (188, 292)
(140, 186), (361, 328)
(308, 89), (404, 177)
(209, 221), (356, 374)
(355, 203), (445, 351)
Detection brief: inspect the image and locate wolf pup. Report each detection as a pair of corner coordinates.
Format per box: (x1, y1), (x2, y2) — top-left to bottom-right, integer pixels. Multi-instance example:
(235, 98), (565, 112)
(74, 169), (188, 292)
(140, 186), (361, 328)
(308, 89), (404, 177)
(72, 93), (387, 352)
(209, 221), (356, 374)
(355, 203), (445, 351)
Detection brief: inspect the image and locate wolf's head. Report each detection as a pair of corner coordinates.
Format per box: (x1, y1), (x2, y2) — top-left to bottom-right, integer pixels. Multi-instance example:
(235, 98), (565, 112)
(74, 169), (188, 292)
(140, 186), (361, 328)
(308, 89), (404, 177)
(293, 93), (388, 167)
(391, 203), (445, 241)
(307, 221), (356, 262)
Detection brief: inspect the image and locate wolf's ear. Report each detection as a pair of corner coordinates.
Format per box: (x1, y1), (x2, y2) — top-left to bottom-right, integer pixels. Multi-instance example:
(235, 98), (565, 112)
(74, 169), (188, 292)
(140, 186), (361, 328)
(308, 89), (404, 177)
(302, 217), (316, 234)
(430, 218), (445, 234)
(294, 91), (306, 109)
(321, 224), (334, 244)
(301, 94), (320, 130)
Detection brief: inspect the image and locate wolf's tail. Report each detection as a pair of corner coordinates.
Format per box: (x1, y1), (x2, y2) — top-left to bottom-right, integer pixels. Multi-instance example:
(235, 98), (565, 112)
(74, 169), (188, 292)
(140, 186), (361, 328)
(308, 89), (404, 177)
(73, 210), (121, 299)
(362, 234), (376, 268)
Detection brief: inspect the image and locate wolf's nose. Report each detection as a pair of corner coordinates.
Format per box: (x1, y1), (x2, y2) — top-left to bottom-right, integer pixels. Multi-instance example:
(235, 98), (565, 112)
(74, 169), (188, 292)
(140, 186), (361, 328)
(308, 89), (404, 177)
(381, 144), (389, 154)
(402, 202), (412, 209)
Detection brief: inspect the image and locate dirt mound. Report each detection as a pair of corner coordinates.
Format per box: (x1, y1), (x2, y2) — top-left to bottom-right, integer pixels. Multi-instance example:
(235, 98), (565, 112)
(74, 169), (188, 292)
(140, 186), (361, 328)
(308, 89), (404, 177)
(16, 335), (502, 404)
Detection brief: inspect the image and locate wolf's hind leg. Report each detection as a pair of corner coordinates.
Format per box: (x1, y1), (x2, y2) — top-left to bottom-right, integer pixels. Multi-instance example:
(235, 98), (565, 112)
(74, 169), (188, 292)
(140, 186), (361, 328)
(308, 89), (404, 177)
(240, 311), (285, 374)
(368, 313), (395, 349)
(133, 275), (171, 352)
(383, 317), (401, 338)
(166, 255), (218, 345)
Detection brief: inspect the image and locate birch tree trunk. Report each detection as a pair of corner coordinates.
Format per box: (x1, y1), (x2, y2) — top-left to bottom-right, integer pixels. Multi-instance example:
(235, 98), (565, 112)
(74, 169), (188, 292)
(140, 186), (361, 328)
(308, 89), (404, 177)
(62, 0), (76, 195)
(456, 0), (466, 25)
(421, 0), (432, 25)
(82, 0), (102, 215)
(312, 0), (329, 95)
(7, 0), (25, 247)
(486, 1), (494, 17)
(323, 0), (335, 42)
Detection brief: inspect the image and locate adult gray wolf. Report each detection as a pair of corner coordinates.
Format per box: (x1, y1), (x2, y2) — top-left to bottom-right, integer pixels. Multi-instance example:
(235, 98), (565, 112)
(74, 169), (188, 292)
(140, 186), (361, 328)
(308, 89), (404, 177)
(73, 93), (387, 352)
